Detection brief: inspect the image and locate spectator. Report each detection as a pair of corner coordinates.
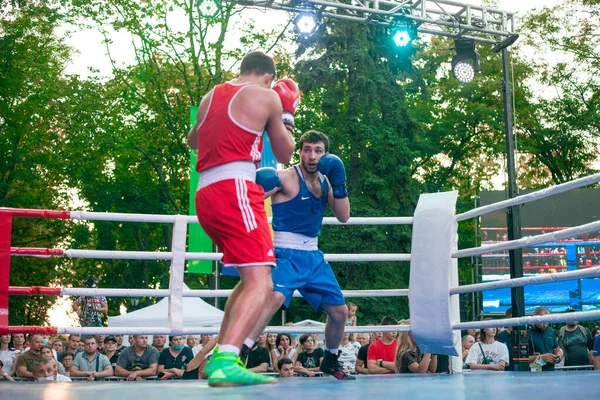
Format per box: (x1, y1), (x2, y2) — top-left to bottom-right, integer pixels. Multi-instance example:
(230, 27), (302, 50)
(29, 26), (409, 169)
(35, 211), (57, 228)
(497, 308), (514, 371)
(72, 277), (108, 327)
(271, 334), (296, 370)
(346, 302), (358, 327)
(356, 333), (370, 347)
(58, 335), (81, 362)
(115, 335), (159, 381)
(264, 333), (278, 371)
(157, 336), (196, 380)
(593, 334), (600, 370)
(395, 320), (437, 374)
(0, 360), (14, 381)
(591, 327), (600, 338)
(95, 335), (107, 354)
(152, 335), (168, 353)
(102, 336), (120, 372)
(338, 332), (361, 373)
(558, 309), (595, 367)
(0, 333), (19, 378)
(186, 335), (200, 349)
(16, 333), (44, 378)
(114, 335), (125, 351)
(278, 358), (294, 378)
(244, 338), (271, 373)
(461, 335), (475, 364)
(355, 333), (372, 374)
(185, 336), (218, 379)
(293, 334), (324, 377)
(191, 331), (214, 356)
(51, 338), (64, 354)
(40, 345), (65, 375)
(61, 352), (75, 377)
(367, 316), (398, 374)
(467, 329), (477, 337)
(466, 326), (508, 371)
(10, 334), (26, 352)
(31, 357), (71, 382)
(528, 306), (563, 371)
(70, 336), (113, 381)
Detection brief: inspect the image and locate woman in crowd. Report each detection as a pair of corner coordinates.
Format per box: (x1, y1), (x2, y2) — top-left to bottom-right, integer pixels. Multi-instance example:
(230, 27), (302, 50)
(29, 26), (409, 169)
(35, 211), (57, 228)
(395, 320), (438, 374)
(158, 336), (197, 380)
(465, 326), (509, 371)
(41, 344), (66, 375)
(338, 332), (361, 373)
(0, 334), (19, 378)
(271, 334), (295, 372)
(51, 337), (65, 354)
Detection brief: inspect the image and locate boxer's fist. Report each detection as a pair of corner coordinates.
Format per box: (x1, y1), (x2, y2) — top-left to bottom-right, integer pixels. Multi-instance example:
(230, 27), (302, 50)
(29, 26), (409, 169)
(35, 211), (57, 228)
(256, 167), (281, 193)
(317, 154), (348, 199)
(273, 78), (300, 131)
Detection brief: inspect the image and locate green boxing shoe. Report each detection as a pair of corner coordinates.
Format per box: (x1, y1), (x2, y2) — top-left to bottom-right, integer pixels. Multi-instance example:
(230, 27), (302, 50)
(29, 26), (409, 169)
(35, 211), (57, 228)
(207, 352), (277, 387)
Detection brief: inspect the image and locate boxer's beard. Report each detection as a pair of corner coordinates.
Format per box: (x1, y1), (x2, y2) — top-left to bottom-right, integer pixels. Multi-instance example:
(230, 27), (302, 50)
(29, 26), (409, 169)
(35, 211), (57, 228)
(301, 159), (317, 175)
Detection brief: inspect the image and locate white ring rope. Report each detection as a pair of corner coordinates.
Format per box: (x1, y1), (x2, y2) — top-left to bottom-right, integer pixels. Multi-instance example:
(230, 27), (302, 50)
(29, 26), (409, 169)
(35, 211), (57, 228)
(454, 310), (600, 330)
(70, 211), (413, 226)
(456, 172), (600, 222)
(453, 219), (600, 259)
(450, 266), (600, 295)
(53, 309), (600, 336)
(60, 288), (409, 298)
(64, 250), (411, 262)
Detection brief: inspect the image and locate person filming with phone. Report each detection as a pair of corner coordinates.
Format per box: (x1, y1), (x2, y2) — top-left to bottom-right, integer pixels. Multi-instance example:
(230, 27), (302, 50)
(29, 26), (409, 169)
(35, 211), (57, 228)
(72, 277), (108, 327)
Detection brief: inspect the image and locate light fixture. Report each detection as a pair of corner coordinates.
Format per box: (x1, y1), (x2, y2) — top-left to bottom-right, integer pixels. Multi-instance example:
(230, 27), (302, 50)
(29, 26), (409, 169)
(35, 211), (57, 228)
(195, 0), (220, 19)
(295, 11), (319, 37)
(391, 18), (416, 48)
(452, 39), (480, 83)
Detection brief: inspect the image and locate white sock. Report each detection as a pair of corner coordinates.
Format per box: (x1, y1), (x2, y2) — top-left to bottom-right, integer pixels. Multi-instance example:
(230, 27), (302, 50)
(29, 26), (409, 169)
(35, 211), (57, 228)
(217, 344), (240, 355)
(243, 338), (255, 348)
(326, 347), (339, 355)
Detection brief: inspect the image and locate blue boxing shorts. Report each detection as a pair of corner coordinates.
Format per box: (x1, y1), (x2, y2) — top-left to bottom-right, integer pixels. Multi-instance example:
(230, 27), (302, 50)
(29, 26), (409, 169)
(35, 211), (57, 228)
(271, 232), (345, 311)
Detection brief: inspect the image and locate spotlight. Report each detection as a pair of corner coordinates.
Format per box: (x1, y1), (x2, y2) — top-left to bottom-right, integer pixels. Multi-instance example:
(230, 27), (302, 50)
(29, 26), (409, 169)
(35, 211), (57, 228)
(295, 11), (318, 37)
(391, 18), (416, 48)
(392, 29), (412, 47)
(451, 39), (480, 83)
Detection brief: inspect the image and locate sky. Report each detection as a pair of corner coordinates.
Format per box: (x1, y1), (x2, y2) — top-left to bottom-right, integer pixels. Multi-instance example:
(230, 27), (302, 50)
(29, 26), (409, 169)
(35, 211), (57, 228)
(48, 1), (563, 327)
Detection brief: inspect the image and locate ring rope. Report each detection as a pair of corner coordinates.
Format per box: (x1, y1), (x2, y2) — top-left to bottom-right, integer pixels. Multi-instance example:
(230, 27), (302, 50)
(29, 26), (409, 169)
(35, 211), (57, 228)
(450, 266), (600, 295)
(456, 171), (600, 221)
(453, 219), (600, 258)
(8, 287), (409, 298)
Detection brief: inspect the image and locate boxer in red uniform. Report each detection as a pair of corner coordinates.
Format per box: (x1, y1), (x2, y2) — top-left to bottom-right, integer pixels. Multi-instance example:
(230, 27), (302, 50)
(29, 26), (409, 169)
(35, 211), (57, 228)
(187, 51), (298, 386)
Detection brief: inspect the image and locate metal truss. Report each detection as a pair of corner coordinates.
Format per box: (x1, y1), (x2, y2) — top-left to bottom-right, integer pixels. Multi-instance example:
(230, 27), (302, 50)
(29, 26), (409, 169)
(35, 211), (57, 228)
(224, 0), (516, 44)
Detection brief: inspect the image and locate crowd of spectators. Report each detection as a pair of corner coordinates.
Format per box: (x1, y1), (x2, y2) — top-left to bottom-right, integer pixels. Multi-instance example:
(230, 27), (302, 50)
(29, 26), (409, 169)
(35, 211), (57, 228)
(2, 302), (600, 383)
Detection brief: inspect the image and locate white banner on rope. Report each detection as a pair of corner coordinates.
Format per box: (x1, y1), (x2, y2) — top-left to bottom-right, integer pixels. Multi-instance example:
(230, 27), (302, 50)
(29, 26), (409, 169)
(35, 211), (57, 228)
(409, 191), (459, 357)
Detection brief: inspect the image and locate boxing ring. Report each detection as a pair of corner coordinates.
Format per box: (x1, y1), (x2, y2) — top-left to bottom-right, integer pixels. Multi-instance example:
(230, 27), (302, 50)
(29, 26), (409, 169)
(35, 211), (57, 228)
(2, 172), (600, 399)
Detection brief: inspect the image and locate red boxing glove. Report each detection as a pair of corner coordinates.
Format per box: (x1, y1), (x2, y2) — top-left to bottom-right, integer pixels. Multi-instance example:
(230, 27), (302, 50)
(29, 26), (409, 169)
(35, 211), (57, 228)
(273, 78), (300, 131)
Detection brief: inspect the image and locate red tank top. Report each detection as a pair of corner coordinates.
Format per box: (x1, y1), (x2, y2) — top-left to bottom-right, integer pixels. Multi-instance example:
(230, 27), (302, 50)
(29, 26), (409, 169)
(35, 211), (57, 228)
(196, 82), (264, 172)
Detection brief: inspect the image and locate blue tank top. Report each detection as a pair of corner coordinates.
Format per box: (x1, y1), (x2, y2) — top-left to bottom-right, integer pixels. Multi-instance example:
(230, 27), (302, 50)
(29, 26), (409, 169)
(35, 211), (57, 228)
(272, 165), (329, 238)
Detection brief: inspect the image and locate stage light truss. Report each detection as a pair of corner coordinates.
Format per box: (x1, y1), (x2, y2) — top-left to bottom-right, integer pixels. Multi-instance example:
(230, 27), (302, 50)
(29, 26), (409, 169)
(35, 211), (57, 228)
(223, 0), (516, 44)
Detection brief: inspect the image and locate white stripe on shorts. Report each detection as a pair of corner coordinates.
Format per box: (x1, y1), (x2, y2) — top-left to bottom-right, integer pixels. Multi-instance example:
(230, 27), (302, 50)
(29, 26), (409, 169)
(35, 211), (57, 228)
(235, 178), (257, 232)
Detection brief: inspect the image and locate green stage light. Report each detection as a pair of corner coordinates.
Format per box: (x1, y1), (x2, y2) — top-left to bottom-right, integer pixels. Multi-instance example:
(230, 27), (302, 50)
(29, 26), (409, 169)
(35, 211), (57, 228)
(392, 29), (412, 47)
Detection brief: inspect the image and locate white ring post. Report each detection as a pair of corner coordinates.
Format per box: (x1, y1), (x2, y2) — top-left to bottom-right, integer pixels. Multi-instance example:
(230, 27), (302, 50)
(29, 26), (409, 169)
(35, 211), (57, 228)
(168, 216), (187, 335)
(409, 191), (460, 362)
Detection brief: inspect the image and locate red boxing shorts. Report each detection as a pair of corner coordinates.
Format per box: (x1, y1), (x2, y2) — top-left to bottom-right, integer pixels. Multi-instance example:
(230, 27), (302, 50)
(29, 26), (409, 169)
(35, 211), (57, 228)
(195, 178), (275, 268)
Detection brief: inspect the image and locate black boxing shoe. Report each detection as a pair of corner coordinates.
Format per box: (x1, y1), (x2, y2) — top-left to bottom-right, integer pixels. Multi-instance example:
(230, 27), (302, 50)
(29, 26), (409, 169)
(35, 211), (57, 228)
(319, 350), (356, 380)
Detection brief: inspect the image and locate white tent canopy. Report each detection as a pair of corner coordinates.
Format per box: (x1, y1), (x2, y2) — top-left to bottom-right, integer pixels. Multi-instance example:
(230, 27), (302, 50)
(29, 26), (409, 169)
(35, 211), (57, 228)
(108, 285), (224, 331)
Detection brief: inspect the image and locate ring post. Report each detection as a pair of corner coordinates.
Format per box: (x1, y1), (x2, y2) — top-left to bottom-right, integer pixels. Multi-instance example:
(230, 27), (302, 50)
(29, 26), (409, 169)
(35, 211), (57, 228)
(409, 191), (460, 368)
(168, 216), (187, 335)
(0, 212), (12, 328)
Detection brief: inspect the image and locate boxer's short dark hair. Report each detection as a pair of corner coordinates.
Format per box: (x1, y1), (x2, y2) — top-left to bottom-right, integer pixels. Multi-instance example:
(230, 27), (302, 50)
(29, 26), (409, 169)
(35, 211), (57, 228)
(240, 51), (276, 77)
(299, 130), (329, 153)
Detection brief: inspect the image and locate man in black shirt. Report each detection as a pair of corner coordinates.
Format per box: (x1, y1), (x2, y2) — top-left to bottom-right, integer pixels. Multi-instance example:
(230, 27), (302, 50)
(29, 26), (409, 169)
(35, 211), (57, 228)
(245, 343), (270, 373)
(497, 308), (515, 371)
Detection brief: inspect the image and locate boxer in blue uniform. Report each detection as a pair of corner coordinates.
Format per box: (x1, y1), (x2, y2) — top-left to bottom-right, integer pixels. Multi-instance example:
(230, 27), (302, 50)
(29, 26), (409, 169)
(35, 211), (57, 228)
(246, 130), (353, 380)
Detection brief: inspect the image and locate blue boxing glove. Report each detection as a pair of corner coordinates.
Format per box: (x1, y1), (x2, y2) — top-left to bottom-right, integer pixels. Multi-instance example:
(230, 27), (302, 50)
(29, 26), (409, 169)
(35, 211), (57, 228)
(256, 167), (281, 192)
(317, 154), (348, 199)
